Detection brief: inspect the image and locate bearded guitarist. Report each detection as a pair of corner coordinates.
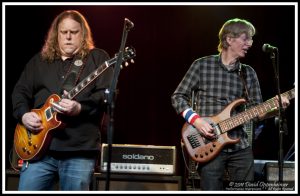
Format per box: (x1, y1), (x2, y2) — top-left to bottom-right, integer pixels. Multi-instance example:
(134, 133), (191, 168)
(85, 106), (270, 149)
(171, 18), (291, 190)
(12, 10), (115, 190)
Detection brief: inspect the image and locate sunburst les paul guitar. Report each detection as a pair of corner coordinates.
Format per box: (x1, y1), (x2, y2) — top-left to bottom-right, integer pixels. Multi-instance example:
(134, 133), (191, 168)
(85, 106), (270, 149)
(182, 88), (294, 164)
(14, 47), (136, 161)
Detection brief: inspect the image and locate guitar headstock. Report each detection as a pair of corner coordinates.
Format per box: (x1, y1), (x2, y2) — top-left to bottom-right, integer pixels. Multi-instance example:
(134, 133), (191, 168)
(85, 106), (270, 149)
(121, 46), (136, 68)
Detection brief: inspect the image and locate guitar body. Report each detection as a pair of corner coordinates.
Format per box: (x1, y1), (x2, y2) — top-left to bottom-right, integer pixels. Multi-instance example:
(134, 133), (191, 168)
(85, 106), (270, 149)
(14, 94), (62, 161)
(181, 98), (246, 163)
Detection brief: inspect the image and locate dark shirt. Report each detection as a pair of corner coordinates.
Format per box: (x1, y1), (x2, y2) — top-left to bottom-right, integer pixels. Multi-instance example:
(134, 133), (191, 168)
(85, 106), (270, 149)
(12, 48), (114, 152)
(171, 54), (263, 151)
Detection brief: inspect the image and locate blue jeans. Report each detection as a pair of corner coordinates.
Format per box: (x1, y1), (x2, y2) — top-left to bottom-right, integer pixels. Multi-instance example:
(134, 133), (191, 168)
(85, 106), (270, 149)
(18, 154), (96, 190)
(199, 147), (254, 190)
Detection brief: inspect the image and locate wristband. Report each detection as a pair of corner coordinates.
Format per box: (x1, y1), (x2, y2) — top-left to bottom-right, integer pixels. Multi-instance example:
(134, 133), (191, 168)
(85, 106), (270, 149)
(182, 108), (200, 125)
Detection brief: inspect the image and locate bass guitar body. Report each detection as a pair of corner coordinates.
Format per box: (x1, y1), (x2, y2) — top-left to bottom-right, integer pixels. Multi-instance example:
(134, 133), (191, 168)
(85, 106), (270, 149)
(182, 88), (295, 164)
(181, 99), (243, 163)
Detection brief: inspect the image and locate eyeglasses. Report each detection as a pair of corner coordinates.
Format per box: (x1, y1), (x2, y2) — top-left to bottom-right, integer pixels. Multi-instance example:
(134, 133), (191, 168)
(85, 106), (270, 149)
(238, 35), (253, 45)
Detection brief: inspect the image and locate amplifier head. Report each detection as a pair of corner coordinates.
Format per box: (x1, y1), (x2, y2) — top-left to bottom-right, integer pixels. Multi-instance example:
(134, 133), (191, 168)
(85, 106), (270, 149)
(100, 143), (176, 175)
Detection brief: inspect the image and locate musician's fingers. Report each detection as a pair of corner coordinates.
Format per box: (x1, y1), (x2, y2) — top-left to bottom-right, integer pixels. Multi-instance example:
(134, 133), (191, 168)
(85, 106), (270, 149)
(63, 90), (69, 97)
(25, 123), (43, 133)
(30, 112), (42, 120)
(52, 106), (63, 113)
(207, 123), (214, 130)
(30, 124), (43, 130)
(51, 102), (66, 113)
(275, 95), (290, 108)
(200, 127), (215, 138)
(30, 127), (43, 133)
(31, 119), (43, 127)
(59, 98), (72, 105)
(203, 123), (214, 132)
(205, 132), (215, 138)
(58, 99), (73, 111)
(59, 102), (71, 111)
(282, 97), (290, 108)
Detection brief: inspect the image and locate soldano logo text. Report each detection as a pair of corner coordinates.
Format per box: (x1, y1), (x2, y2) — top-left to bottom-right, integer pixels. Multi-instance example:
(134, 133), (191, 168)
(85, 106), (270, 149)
(122, 154), (155, 160)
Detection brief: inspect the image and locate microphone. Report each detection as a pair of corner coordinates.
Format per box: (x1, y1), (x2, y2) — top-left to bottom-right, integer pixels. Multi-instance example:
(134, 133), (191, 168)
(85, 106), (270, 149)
(262, 43), (278, 53)
(125, 18), (134, 29)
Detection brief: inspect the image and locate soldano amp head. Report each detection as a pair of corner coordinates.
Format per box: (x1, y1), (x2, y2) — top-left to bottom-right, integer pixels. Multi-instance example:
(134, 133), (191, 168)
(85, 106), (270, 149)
(100, 143), (176, 175)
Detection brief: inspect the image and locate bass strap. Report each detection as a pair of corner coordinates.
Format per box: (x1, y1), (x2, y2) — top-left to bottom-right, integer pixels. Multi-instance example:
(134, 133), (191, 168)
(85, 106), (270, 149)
(238, 64), (250, 102)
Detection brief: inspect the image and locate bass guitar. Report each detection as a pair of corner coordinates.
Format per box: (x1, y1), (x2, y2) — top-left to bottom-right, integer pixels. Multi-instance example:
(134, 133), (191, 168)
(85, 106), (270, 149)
(181, 88), (294, 163)
(14, 47), (136, 161)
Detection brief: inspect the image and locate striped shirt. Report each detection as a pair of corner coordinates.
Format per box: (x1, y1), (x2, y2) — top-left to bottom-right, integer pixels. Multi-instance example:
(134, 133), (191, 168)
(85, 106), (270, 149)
(171, 54), (263, 152)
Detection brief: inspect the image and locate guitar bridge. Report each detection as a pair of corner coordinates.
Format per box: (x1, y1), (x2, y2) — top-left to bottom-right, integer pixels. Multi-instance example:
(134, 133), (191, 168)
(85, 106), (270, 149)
(187, 133), (201, 149)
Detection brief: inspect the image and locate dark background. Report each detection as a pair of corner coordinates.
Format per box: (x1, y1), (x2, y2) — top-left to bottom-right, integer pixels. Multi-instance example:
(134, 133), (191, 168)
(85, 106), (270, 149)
(4, 4), (296, 178)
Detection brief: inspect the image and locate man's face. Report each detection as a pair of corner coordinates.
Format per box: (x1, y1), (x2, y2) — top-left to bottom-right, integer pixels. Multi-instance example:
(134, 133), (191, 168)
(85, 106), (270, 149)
(58, 17), (83, 58)
(229, 33), (253, 58)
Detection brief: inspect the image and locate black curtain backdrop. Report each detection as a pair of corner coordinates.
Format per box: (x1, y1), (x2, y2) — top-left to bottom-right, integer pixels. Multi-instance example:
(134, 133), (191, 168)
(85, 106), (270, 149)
(4, 4), (296, 176)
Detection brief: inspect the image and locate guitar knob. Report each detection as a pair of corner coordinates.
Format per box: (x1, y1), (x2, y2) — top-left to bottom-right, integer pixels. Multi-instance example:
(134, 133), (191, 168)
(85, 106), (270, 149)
(22, 147), (27, 152)
(26, 150), (31, 155)
(205, 152), (208, 156)
(28, 141), (32, 146)
(210, 148), (213, 152)
(33, 144), (38, 149)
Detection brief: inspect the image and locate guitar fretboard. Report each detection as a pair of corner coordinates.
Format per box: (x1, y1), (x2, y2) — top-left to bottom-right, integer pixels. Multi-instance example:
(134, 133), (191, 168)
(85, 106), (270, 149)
(219, 88), (295, 132)
(63, 47), (135, 100)
(65, 58), (115, 100)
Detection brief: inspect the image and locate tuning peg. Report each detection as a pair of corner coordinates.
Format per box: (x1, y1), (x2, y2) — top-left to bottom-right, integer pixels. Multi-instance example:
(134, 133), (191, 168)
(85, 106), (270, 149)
(130, 59), (134, 64)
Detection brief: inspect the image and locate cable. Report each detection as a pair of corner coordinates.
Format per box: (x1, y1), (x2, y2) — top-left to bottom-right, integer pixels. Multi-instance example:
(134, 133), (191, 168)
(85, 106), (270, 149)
(9, 147), (21, 172)
(284, 143), (295, 161)
(180, 140), (201, 190)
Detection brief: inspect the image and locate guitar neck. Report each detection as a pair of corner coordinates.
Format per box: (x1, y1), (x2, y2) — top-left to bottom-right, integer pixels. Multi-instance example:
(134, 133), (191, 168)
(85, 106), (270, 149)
(219, 88), (295, 132)
(64, 57), (117, 100)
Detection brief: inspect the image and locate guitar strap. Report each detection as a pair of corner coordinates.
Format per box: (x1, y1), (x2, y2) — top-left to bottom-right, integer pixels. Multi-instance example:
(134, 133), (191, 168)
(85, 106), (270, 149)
(238, 64), (255, 146)
(238, 64), (250, 102)
(62, 57), (86, 92)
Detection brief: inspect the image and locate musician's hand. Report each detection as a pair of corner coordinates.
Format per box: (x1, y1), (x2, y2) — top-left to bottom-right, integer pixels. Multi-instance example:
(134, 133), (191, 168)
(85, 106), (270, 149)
(52, 90), (81, 116)
(259, 95), (290, 120)
(55, 99), (81, 116)
(22, 112), (43, 133)
(193, 118), (215, 139)
(275, 95), (290, 109)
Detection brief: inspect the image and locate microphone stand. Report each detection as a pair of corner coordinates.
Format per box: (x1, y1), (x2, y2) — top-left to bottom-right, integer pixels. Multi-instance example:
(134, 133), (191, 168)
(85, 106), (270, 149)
(105, 18), (134, 191)
(269, 48), (288, 183)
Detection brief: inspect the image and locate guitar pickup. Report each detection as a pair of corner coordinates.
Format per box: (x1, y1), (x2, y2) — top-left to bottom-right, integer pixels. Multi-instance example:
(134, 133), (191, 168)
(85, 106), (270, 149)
(212, 124), (221, 135)
(45, 106), (53, 121)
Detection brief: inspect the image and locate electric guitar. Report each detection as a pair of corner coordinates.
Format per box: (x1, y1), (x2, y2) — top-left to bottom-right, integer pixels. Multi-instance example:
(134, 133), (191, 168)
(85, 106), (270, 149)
(14, 47), (136, 161)
(181, 88), (294, 163)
